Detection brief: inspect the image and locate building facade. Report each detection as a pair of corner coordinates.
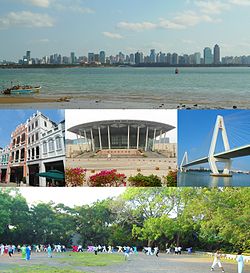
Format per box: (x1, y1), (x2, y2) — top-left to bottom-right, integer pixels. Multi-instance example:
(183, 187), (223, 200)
(7, 123), (27, 184)
(1, 111), (65, 186)
(68, 120), (175, 153)
(213, 44), (220, 64)
(0, 146), (10, 182)
(204, 47), (213, 64)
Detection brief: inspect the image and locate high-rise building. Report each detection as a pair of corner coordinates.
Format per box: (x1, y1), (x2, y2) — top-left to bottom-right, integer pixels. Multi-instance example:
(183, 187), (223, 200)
(204, 47), (213, 64)
(99, 51), (106, 64)
(26, 51), (31, 61)
(70, 52), (75, 64)
(194, 52), (201, 64)
(135, 52), (143, 65)
(172, 53), (179, 65)
(88, 53), (95, 63)
(129, 53), (135, 64)
(166, 53), (172, 65)
(149, 49), (156, 63)
(213, 44), (220, 64)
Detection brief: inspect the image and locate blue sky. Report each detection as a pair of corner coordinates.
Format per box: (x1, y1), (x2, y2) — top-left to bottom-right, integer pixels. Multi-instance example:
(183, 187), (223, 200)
(178, 110), (250, 171)
(0, 109), (64, 147)
(1, 0), (250, 61)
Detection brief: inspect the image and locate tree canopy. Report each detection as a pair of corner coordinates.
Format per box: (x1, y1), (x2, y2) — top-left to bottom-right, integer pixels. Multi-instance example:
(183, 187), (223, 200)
(0, 188), (249, 252)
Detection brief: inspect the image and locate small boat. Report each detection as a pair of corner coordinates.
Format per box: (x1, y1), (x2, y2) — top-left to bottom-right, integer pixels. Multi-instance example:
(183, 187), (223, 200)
(175, 68), (179, 74)
(2, 85), (41, 95)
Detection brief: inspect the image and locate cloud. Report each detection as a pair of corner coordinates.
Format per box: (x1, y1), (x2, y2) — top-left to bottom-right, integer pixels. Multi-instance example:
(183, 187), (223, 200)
(0, 11), (54, 29)
(117, 11), (217, 32)
(194, 1), (230, 14)
(54, 3), (95, 14)
(21, 0), (51, 7)
(117, 21), (157, 31)
(102, 32), (124, 39)
(229, 0), (250, 5)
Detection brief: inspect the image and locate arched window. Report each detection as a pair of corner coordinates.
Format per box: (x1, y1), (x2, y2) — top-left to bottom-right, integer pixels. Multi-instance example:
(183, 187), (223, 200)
(55, 136), (62, 150)
(43, 141), (47, 154)
(48, 139), (55, 152)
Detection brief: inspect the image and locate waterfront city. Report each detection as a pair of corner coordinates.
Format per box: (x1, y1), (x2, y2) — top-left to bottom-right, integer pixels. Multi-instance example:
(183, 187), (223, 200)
(2, 44), (250, 66)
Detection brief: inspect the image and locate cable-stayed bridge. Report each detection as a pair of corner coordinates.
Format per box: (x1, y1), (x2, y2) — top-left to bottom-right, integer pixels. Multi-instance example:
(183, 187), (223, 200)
(180, 115), (250, 177)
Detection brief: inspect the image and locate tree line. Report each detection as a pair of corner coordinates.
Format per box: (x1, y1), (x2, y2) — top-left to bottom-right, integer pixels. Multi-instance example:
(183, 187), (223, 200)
(0, 188), (249, 253)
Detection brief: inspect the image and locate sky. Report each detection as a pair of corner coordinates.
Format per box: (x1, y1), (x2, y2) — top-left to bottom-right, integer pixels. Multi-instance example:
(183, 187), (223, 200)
(0, 109), (65, 147)
(178, 110), (250, 171)
(1, 0), (250, 61)
(65, 109), (177, 143)
(18, 187), (125, 207)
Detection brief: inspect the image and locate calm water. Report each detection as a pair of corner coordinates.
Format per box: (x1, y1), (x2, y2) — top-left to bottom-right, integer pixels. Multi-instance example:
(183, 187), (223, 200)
(0, 67), (250, 108)
(178, 171), (250, 187)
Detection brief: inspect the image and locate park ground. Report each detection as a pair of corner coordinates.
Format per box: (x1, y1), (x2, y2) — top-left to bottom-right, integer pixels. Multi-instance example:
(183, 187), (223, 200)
(0, 252), (249, 273)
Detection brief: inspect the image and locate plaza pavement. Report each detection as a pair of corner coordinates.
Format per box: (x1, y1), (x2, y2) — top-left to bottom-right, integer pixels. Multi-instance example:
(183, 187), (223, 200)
(66, 157), (177, 183)
(0, 252), (249, 273)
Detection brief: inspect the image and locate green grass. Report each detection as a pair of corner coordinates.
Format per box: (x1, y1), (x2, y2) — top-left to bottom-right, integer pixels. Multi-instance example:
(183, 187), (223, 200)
(0, 253), (125, 273)
(57, 252), (125, 267)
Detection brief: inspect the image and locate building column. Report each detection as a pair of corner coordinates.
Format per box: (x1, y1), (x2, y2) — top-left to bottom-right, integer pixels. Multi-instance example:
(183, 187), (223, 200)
(107, 125), (111, 149)
(98, 127), (102, 150)
(84, 130), (89, 151)
(145, 126), (149, 152)
(164, 132), (167, 150)
(152, 128), (156, 151)
(160, 130), (163, 150)
(137, 126), (140, 149)
(127, 125), (130, 149)
(39, 162), (46, 187)
(90, 128), (95, 152)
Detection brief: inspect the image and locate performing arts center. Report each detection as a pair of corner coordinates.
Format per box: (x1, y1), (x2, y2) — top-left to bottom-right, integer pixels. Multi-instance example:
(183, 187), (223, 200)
(67, 119), (176, 157)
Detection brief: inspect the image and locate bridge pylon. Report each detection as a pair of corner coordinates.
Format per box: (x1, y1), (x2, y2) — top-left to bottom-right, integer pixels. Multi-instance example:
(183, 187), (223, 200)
(180, 151), (188, 172)
(208, 115), (232, 177)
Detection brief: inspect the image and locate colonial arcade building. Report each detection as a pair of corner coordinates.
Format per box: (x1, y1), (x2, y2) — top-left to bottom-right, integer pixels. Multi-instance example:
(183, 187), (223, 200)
(0, 111), (65, 186)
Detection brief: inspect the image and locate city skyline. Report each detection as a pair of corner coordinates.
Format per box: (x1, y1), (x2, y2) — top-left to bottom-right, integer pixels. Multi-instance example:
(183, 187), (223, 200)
(1, 1), (250, 61)
(3, 44), (250, 66)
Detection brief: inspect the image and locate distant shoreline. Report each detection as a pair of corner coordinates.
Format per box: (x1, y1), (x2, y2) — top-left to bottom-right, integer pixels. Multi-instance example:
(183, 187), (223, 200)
(1, 63), (250, 69)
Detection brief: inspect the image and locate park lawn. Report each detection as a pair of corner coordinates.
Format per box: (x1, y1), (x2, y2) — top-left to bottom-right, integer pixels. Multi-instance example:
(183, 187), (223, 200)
(0, 264), (86, 273)
(57, 252), (125, 267)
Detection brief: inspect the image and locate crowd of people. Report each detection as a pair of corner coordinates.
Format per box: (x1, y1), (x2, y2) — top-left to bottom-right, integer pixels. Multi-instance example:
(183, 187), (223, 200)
(0, 242), (247, 272)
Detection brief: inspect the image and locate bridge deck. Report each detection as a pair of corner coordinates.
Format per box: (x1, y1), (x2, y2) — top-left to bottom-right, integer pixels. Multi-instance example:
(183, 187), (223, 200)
(182, 144), (250, 168)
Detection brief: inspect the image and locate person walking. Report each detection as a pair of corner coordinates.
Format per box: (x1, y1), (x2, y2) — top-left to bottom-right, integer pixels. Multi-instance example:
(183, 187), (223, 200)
(0, 244), (4, 255)
(21, 245), (26, 259)
(8, 245), (13, 257)
(47, 244), (52, 258)
(25, 245), (31, 261)
(236, 251), (245, 273)
(211, 250), (225, 272)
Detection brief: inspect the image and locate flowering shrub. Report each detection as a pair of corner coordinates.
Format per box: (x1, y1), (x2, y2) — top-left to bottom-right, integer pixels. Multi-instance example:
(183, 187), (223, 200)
(88, 169), (126, 187)
(65, 167), (86, 187)
(164, 170), (177, 187)
(128, 173), (162, 187)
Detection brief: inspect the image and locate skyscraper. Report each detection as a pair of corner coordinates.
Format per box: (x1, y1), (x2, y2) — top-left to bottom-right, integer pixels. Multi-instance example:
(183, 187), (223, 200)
(213, 44), (220, 64)
(135, 52), (143, 65)
(99, 51), (106, 64)
(26, 51), (31, 61)
(149, 49), (156, 63)
(204, 47), (213, 64)
(172, 53), (179, 65)
(70, 52), (75, 64)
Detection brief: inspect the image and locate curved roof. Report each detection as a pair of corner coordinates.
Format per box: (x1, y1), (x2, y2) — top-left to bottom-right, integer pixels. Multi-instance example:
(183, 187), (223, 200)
(68, 120), (175, 135)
